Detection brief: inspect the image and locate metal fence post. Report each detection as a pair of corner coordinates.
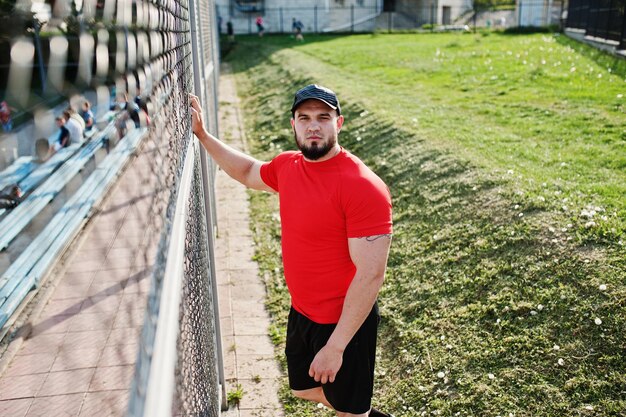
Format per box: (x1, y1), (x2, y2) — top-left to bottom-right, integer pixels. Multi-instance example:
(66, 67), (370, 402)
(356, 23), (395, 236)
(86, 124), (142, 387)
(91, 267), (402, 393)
(33, 21), (46, 95)
(280, 7), (283, 33)
(431, 3), (435, 30)
(621, 3), (626, 49)
(606, 0), (614, 40)
(351, 4), (355, 32)
(188, 0), (227, 412)
(314, 5), (318, 33)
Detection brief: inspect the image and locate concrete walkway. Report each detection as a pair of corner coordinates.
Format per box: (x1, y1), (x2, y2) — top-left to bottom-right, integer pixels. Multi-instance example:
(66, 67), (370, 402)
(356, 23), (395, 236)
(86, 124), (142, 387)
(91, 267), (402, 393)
(215, 65), (284, 417)
(0, 65), (284, 416)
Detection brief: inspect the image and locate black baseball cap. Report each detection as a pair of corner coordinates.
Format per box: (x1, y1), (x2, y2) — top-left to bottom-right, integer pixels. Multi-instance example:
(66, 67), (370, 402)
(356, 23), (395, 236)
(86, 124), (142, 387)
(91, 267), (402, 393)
(291, 84), (341, 115)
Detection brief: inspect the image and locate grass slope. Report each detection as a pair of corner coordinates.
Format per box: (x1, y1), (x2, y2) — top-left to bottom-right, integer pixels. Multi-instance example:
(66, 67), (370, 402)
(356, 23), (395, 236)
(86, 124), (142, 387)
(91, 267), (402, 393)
(224, 32), (626, 416)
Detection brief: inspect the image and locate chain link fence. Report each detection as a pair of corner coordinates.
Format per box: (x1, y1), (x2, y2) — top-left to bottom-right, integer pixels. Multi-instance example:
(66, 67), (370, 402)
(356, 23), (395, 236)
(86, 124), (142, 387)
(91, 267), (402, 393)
(216, 2), (571, 35)
(0, 0), (224, 412)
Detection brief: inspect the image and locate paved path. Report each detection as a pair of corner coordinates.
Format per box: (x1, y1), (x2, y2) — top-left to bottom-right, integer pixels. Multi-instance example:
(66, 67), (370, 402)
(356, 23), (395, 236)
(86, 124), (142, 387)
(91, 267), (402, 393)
(215, 64), (284, 417)
(0, 65), (284, 416)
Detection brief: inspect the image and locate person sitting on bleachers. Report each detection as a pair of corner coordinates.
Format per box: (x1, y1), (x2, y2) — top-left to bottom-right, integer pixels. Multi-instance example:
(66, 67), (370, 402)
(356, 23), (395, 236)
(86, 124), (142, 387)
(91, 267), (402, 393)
(80, 100), (95, 131)
(64, 110), (84, 144)
(115, 92), (141, 137)
(0, 184), (22, 209)
(45, 116), (71, 160)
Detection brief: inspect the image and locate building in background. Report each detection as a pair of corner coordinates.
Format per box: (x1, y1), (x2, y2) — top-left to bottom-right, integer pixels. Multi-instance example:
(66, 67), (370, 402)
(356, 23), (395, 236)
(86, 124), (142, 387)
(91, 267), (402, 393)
(516, 0), (564, 27)
(215, 0), (475, 33)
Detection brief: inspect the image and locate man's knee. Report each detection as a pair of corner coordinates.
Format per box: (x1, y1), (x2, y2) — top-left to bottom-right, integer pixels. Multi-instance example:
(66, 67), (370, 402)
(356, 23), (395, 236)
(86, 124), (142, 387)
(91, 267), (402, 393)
(336, 411), (368, 417)
(291, 387), (323, 402)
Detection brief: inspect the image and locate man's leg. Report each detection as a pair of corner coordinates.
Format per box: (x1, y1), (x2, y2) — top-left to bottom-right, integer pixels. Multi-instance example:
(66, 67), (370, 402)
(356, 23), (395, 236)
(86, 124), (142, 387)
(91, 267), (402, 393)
(292, 388), (369, 417)
(291, 387), (331, 408)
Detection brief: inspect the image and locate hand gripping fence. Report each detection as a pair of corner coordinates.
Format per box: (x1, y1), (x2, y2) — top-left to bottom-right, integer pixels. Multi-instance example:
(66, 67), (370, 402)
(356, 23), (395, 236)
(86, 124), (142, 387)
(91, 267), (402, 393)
(0, 0), (226, 413)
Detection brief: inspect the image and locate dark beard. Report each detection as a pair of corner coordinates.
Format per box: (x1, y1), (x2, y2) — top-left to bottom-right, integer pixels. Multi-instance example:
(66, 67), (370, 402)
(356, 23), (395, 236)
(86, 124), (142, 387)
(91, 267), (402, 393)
(294, 132), (336, 161)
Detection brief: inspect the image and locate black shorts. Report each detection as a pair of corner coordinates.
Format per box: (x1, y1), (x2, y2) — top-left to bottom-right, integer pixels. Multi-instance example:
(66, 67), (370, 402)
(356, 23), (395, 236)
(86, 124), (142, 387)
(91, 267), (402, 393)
(285, 303), (380, 414)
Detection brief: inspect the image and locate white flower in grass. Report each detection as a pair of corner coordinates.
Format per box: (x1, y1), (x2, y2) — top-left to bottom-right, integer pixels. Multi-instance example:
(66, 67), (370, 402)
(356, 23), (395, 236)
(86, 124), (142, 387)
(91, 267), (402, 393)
(356, 136), (362, 142)
(585, 405), (594, 411)
(507, 169), (514, 175)
(514, 204), (520, 209)
(440, 335), (445, 341)
(617, 94), (623, 98)
(496, 318), (501, 324)
(585, 221), (596, 228)
(570, 66), (576, 72)
(446, 344), (453, 349)
(317, 402), (324, 409)
(558, 358), (564, 366)
(530, 310), (537, 316)
(488, 373), (495, 380)
(537, 304), (544, 311)
(594, 317), (602, 325)
(518, 213), (524, 218)
(437, 371), (445, 379)
(553, 344), (560, 351)
(537, 196), (545, 202)
(599, 284), (607, 291)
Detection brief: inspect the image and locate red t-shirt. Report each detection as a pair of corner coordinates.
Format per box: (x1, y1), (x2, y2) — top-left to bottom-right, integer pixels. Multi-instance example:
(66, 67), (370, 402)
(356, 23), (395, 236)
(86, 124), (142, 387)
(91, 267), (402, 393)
(260, 148), (392, 324)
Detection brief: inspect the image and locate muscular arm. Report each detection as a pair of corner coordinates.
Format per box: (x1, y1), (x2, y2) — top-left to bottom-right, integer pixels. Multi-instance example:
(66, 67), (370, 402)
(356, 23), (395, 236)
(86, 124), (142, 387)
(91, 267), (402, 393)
(190, 94), (274, 192)
(308, 233), (392, 384)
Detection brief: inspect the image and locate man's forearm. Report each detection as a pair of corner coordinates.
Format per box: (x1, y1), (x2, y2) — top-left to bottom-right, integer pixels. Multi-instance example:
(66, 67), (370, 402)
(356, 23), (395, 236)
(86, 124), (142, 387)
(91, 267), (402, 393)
(195, 128), (259, 188)
(325, 272), (384, 352)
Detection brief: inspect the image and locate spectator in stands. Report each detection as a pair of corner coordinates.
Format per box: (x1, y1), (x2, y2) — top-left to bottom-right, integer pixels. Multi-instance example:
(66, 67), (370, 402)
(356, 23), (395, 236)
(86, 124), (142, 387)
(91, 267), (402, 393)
(227, 20), (234, 42)
(0, 184), (22, 210)
(115, 92), (141, 137)
(80, 100), (95, 132)
(134, 91), (149, 115)
(0, 100), (14, 132)
(64, 110), (84, 144)
(256, 15), (265, 37)
(45, 116), (71, 159)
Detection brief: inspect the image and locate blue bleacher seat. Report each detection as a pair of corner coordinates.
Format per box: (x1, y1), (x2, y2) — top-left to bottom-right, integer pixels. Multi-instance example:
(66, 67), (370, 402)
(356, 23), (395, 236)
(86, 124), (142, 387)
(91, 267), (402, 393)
(0, 156), (36, 191)
(0, 126), (115, 249)
(0, 127), (148, 329)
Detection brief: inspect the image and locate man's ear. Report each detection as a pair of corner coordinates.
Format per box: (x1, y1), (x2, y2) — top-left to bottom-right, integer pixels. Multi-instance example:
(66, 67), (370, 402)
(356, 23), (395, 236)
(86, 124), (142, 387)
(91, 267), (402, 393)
(336, 115), (344, 132)
(290, 118), (295, 130)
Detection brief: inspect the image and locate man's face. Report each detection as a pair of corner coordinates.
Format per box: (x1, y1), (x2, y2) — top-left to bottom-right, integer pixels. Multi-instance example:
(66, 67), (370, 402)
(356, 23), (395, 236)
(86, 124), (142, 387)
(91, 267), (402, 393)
(291, 99), (344, 161)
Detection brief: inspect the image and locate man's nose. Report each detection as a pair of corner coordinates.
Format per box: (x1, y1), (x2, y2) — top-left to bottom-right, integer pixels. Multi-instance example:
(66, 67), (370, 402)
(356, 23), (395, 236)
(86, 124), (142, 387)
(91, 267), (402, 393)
(307, 121), (321, 131)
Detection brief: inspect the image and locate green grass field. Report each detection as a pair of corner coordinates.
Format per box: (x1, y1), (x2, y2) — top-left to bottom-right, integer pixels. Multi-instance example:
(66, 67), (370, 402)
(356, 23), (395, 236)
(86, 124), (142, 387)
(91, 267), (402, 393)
(224, 31), (626, 416)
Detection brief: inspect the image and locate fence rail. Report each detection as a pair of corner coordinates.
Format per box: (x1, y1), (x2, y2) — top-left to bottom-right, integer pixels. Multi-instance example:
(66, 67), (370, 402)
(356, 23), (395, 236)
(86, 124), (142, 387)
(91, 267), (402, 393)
(567, 0), (626, 49)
